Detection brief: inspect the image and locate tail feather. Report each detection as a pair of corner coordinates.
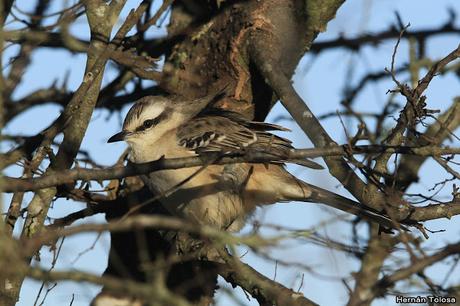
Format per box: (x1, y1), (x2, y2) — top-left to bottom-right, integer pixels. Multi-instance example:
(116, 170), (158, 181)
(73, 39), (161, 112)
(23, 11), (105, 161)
(289, 159), (324, 169)
(298, 182), (406, 231)
(246, 164), (406, 231)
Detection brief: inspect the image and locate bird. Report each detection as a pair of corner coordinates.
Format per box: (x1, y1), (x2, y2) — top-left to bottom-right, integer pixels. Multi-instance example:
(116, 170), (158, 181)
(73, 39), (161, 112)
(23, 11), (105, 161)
(108, 92), (398, 232)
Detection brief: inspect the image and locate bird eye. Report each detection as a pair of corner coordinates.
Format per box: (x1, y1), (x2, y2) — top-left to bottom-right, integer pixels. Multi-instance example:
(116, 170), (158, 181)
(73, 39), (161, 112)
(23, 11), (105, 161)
(142, 119), (155, 129)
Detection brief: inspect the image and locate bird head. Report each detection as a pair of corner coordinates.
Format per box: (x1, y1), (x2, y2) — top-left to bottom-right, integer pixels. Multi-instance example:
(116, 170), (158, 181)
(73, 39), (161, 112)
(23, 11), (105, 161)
(108, 88), (228, 152)
(107, 96), (181, 148)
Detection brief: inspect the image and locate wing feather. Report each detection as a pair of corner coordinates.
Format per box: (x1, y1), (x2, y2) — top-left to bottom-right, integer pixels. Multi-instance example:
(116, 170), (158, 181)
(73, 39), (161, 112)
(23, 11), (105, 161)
(177, 116), (258, 152)
(176, 110), (323, 169)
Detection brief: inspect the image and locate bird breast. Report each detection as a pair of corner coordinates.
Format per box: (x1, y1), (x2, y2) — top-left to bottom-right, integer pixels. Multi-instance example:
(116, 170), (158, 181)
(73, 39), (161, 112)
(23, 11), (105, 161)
(142, 164), (248, 231)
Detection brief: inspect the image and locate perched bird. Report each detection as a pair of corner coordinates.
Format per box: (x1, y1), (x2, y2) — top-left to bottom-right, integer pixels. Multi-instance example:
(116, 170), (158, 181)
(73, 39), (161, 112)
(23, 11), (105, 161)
(108, 93), (397, 231)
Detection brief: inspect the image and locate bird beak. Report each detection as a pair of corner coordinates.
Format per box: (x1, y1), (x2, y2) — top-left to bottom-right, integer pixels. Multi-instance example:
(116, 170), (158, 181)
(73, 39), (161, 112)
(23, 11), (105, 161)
(107, 130), (130, 143)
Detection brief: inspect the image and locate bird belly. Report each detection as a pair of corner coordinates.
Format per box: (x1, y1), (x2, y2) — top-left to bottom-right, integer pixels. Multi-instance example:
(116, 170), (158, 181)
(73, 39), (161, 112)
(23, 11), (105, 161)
(142, 166), (247, 231)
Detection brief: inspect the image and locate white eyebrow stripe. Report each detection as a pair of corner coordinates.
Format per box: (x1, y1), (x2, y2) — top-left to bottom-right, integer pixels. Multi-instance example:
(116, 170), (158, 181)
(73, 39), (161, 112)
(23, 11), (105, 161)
(123, 98), (171, 132)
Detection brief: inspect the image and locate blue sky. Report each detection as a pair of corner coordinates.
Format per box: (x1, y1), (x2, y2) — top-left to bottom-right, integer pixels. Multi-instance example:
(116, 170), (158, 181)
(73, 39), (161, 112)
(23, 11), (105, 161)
(2, 0), (460, 305)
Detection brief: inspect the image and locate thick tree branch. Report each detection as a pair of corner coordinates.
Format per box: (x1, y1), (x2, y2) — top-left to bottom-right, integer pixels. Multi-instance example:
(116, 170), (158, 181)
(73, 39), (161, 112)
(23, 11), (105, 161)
(3, 145), (459, 193)
(407, 200), (460, 222)
(218, 252), (319, 306)
(347, 233), (398, 306)
(250, 44), (393, 212)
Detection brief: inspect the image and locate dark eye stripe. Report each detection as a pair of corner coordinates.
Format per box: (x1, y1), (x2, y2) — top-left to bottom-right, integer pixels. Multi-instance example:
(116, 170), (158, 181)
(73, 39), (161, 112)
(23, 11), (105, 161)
(135, 112), (168, 132)
(145, 118), (158, 128)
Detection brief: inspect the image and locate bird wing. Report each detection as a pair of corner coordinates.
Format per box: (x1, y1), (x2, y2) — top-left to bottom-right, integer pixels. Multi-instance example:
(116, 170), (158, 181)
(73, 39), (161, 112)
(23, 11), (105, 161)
(176, 115), (263, 153)
(176, 110), (323, 169)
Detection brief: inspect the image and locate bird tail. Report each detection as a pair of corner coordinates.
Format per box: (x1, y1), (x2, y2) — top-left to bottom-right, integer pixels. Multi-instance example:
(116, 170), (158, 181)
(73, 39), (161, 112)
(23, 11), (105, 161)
(293, 180), (405, 231)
